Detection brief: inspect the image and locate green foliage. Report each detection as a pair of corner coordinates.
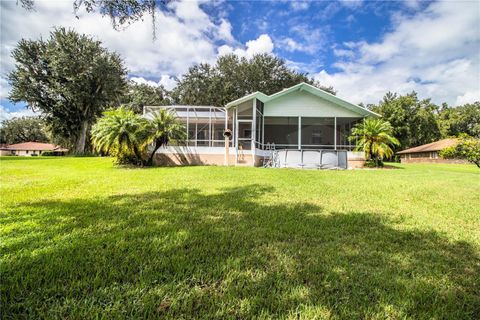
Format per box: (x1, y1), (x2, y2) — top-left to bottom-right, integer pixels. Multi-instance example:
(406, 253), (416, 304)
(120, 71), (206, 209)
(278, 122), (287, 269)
(440, 135), (480, 168)
(122, 81), (171, 114)
(91, 107), (186, 166)
(438, 102), (480, 138)
(172, 53), (335, 107)
(350, 118), (400, 167)
(1, 158), (479, 318)
(40, 151), (56, 156)
(8, 27), (127, 153)
(91, 107), (150, 165)
(370, 92), (441, 152)
(146, 109), (186, 165)
(19, 0), (160, 35)
(0, 116), (49, 144)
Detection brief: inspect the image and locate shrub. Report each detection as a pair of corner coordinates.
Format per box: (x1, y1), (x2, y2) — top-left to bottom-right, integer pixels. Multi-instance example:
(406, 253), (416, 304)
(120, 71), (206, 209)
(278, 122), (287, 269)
(440, 135), (480, 168)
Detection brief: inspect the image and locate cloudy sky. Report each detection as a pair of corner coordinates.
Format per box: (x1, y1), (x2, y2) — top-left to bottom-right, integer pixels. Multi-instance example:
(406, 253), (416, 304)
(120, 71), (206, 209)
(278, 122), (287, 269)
(1, 0), (479, 120)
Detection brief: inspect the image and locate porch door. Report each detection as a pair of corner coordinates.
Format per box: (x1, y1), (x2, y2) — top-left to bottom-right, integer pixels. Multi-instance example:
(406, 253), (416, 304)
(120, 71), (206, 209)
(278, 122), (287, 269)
(236, 120), (253, 162)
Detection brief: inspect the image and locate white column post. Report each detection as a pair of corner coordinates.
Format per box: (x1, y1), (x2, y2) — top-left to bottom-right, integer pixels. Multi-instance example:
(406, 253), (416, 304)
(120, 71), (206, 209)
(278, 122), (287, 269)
(298, 116), (302, 150)
(235, 107), (238, 165)
(252, 98), (257, 166)
(334, 117), (337, 150)
(186, 107), (189, 145)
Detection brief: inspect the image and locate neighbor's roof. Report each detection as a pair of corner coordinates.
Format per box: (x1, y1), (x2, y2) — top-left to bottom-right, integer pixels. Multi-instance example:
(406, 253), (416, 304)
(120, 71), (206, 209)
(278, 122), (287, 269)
(4, 142), (68, 151)
(225, 82), (380, 117)
(397, 138), (458, 154)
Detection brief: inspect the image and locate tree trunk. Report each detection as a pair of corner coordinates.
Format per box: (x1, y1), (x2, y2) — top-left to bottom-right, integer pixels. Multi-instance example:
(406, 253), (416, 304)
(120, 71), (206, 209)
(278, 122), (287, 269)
(75, 120), (88, 154)
(147, 141), (162, 166)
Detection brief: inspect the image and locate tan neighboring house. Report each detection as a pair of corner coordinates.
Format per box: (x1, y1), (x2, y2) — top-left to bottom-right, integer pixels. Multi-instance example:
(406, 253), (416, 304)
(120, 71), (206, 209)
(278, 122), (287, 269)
(397, 138), (466, 164)
(0, 142), (68, 156)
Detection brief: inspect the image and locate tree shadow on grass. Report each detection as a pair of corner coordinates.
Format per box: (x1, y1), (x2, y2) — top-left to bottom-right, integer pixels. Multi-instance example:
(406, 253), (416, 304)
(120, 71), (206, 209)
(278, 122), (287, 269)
(2, 185), (479, 319)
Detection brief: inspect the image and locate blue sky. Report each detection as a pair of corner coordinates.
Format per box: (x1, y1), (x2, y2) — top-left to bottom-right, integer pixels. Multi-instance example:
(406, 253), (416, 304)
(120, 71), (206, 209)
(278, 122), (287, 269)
(1, 0), (479, 120)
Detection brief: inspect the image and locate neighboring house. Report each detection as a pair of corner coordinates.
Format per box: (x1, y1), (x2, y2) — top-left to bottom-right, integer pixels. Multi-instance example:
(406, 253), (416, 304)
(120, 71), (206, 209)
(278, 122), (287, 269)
(144, 82), (379, 168)
(397, 138), (466, 164)
(0, 144), (10, 156)
(0, 142), (68, 156)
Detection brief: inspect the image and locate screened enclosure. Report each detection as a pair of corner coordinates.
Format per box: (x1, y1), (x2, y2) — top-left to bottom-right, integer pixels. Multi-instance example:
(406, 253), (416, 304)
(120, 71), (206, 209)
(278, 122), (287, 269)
(144, 106), (232, 147)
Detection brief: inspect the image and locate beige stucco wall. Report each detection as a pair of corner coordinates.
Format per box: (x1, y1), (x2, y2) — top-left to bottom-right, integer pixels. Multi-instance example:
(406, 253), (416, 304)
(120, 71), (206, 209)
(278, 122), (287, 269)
(263, 90), (362, 118)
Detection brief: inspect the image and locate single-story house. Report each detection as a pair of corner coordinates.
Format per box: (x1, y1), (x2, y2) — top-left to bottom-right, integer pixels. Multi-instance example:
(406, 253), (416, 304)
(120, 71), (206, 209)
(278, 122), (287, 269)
(0, 142), (68, 156)
(397, 138), (466, 164)
(144, 82), (380, 168)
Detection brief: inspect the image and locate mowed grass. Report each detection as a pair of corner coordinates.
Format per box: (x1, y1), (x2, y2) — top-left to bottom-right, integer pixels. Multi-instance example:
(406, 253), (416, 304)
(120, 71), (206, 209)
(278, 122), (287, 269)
(1, 157), (479, 319)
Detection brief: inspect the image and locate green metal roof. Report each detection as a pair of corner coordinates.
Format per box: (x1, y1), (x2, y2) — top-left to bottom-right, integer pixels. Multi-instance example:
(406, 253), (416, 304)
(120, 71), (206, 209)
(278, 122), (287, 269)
(225, 82), (380, 118)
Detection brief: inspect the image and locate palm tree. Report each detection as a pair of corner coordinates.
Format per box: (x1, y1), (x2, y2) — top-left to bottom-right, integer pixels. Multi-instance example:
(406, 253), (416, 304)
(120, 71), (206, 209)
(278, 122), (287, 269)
(146, 109), (187, 165)
(91, 108), (149, 165)
(349, 118), (400, 167)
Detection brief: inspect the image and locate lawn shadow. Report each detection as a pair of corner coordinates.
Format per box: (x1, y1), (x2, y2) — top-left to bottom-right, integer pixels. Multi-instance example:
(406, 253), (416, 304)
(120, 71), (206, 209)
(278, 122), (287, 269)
(2, 185), (479, 319)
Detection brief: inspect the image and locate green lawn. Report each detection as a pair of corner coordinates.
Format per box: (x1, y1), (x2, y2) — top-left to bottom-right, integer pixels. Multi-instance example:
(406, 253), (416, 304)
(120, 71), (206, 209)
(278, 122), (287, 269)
(1, 157), (479, 319)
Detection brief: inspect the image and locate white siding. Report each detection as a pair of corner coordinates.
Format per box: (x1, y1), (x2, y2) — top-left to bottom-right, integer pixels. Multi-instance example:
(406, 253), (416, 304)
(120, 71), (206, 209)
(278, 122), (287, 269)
(264, 90), (362, 117)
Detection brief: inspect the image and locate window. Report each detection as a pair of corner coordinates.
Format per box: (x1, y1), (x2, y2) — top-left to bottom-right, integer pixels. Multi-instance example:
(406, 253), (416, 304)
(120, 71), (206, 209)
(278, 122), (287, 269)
(264, 117), (299, 148)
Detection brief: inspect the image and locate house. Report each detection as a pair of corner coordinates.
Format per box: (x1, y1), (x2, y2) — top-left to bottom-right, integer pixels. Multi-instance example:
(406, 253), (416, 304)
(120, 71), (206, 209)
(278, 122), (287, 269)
(397, 138), (466, 164)
(0, 142), (68, 156)
(144, 82), (379, 168)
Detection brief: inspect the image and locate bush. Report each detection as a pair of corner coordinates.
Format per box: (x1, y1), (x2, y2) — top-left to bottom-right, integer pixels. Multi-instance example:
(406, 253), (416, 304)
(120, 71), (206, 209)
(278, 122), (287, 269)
(440, 135), (480, 168)
(41, 151), (56, 156)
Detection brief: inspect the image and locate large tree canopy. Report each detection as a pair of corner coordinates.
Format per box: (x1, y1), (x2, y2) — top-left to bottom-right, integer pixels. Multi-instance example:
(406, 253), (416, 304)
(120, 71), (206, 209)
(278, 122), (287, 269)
(369, 92), (442, 151)
(122, 81), (171, 114)
(8, 27), (127, 153)
(172, 53), (335, 107)
(0, 117), (49, 145)
(438, 102), (480, 138)
(19, 0), (163, 36)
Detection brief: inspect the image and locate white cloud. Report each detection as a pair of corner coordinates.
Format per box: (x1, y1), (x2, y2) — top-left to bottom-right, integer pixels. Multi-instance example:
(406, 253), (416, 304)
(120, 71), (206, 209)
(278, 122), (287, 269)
(0, 0), (231, 92)
(338, 0), (364, 9)
(158, 75), (178, 91)
(217, 19), (235, 43)
(0, 77), (10, 100)
(315, 1), (480, 105)
(218, 34), (274, 58)
(277, 25), (329, 55)
(290, 1), (310, 11)
(0, 105), (38, 122)
(130, 75), (178, 91)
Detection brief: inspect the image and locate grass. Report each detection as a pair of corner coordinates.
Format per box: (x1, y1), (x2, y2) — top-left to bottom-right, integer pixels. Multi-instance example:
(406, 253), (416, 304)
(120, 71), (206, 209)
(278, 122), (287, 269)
(1, 157), (479, 319)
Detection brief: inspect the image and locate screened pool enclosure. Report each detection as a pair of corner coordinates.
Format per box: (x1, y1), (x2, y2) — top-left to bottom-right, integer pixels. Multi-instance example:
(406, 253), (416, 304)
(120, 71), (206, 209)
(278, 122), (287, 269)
(144, 105), (362, 152)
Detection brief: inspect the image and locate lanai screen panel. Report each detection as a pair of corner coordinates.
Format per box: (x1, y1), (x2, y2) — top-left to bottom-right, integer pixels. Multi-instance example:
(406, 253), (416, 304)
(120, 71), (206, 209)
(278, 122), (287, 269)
(301, 117), (335, 149)
(336, 117), (362, 151)
(144, 106), (229, 147)
(264, 117), (299, 149)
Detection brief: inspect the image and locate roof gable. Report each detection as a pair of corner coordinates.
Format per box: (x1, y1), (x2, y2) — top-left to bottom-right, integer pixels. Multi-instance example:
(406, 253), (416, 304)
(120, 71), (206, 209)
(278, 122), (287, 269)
(226, 82), (380, 117)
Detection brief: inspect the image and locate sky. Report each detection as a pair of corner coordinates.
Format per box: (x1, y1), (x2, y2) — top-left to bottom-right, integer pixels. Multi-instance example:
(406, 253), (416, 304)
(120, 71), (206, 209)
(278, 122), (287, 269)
(1, 0), (479, 120)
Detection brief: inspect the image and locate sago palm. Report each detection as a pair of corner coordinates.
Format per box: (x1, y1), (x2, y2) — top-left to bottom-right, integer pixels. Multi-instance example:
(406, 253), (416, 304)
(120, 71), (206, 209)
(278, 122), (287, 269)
(349, 118), (400, 166)
(146, 109), (187, 165)
(91, 107), (149, 165)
